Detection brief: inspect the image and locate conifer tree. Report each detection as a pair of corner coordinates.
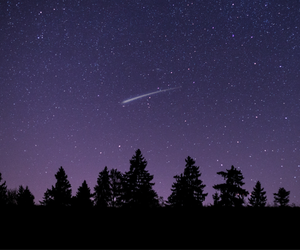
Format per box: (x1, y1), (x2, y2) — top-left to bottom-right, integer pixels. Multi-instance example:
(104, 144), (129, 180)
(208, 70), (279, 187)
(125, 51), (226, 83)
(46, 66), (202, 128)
(167, 173), (187, 207)
(184, 156), (208, 206)
(274, 187), (290, 207)
(73, 180), (93, 207)
(0, 173), (8, 206)
(40, 189), (53, 206)
(7, 188), (18, 206)
(213, 165), (248, 207)
(109, 168), (123, 208)
(167, 156), (207, 207)
(248, 181), (267, 207)
(94, 166), (111, 208)
(40, 166), (72, 206)
(121, 149), (159, 208)
(17, 185), (35, 206)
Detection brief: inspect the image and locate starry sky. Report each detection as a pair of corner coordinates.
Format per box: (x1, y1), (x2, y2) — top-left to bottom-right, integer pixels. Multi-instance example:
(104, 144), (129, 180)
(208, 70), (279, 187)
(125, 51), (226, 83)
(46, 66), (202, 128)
(1, 0), (300, 205)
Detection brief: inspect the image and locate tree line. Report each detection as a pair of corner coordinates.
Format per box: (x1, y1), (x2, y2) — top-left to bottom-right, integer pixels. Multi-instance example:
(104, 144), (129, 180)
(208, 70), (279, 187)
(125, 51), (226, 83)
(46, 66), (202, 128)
(0, 149), (293, 208)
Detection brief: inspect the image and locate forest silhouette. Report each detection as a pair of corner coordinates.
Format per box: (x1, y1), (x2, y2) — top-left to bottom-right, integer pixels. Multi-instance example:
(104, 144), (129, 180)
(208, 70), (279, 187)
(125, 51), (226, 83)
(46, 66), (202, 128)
(0, 149), (292, 208)
(1, 149), (298, 248)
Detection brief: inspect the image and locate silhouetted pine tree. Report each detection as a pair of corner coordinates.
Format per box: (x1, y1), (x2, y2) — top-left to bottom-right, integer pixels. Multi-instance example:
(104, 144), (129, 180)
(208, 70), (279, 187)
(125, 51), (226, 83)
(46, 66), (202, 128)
(0, 173), (8, 206)
(17, 185), (35, 206)
(40, 166), (72, 206)
(121, 149), (159, 208)
(109, 169), (123, 208)
(73, 180), (93, 207)
(167, 173), (187, 207)
(40, 189), (53, 206)
(213, 165), (248, 207)
(167, 156), (207, 207)
(184, 156), (208, 206)
(274, 187), (290, 207)
(94, 166), (111, 208)
(7, 188), (18, 206)
(248, 181), (267, 207)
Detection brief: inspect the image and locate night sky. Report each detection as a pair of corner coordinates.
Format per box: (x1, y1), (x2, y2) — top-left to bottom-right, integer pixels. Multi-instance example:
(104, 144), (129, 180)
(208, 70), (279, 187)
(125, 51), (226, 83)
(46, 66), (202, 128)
(1, 0), (300, 206)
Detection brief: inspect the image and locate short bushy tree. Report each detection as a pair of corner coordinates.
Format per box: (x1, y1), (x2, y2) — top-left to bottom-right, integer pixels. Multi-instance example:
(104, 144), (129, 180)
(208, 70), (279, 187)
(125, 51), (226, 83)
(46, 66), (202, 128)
(274, 187), (290, 207)
(213, 165), (248, 207)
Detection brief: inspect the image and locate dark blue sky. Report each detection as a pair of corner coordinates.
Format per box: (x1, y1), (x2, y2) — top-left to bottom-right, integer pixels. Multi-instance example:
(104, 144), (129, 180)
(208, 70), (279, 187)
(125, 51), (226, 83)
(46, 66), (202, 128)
(1, 0), (299, 205)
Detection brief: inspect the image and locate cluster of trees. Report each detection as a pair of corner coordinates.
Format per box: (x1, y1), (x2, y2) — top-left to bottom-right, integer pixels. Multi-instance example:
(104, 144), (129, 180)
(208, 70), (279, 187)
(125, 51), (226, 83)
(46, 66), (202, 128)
(0, 149), (293, 208)
(0, 173), (35, 206)
(38, 149), (160, 208)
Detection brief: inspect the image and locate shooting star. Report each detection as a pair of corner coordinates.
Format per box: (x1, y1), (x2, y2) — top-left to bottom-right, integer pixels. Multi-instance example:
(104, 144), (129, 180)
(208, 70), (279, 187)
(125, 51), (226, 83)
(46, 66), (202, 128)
(121, 86), (181, 104)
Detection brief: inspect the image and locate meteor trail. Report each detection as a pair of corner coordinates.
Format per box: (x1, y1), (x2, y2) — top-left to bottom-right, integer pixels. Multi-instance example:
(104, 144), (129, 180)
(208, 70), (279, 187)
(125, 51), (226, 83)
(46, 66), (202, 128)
(121, 86), (181, 104)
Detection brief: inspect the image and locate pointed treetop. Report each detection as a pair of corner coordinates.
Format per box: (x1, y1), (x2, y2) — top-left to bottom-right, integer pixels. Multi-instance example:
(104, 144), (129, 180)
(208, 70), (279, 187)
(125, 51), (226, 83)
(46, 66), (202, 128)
(74, 180), (93, 207)
(121, 149), (158, 208)
(56, 166), (67, 178)
(40, 166), (72, 206)
(129, 149), (147, 172)
(17, 185), (35, 206)
(184, 156), (201, 179)
(94, 166), (111, 208)
(185, 156), (196, 166)
(167, 156), (207, 208)
(248, 180), (267, 207)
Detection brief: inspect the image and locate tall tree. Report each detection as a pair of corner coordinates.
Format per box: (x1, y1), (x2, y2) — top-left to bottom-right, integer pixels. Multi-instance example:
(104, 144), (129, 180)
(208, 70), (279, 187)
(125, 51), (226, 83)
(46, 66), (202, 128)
(121, 149), (159, 208)
(183, 156), (207, 207)
(248, 181), (267, 207)
(0, 173), (8, 206)
(167, 156), (207, 207)
(40, 188), (53, 206)
(94, 166), (111, 208)
(17, 185), (35, 206)
(213, 165), (249, 207)
(7, 188), (18, 206)
(167, 173), (187, 207)
(73, 180), (93, 207)
(274, 187), (290, 207)
(109, 168), (123, 208)
(40, 166), (72, 206)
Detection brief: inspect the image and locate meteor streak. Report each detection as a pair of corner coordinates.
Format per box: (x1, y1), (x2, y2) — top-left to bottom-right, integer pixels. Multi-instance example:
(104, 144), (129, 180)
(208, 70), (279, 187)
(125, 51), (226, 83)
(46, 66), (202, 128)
(121, 86), (181, 104)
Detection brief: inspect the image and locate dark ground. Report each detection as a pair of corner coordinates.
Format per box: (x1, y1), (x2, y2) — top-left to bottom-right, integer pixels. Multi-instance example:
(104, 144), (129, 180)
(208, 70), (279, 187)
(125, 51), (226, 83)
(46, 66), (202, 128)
(1, 206), (298, 249)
